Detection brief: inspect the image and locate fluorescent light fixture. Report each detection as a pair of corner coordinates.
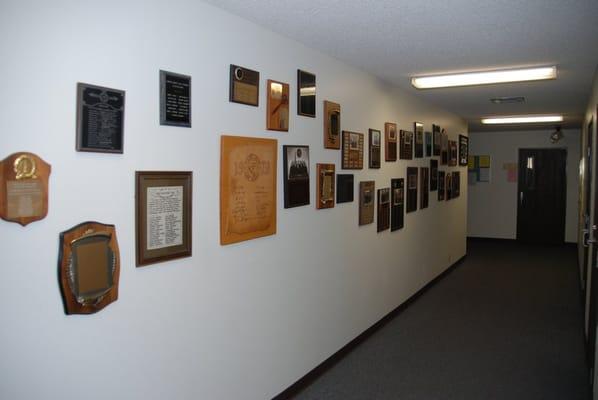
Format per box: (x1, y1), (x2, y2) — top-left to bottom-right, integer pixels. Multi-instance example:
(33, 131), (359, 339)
(481, 115), (563, 124)
(411, 66), (557, 89)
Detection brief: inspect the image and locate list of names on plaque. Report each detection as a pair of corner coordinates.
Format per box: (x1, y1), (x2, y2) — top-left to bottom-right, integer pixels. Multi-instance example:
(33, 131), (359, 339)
(6, 180), (43, 218)
(146, 186), (183, 250)
(161, 71), (191, 126)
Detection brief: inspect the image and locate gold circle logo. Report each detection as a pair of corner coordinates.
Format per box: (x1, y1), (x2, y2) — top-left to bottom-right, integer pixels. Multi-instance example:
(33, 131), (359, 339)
(13, 154), (37, 180)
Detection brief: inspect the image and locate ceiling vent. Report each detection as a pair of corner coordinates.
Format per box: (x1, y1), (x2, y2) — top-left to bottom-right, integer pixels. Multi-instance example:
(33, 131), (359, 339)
(490, 96), (525, 104)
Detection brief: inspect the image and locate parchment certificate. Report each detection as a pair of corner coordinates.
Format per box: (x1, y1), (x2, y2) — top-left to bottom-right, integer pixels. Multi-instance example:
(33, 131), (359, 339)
(146, 186), (183, 250)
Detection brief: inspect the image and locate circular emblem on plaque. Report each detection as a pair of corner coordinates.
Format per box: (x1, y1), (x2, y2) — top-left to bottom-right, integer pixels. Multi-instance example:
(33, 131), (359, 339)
(13, 154), (37, 180)
(244, 153), (261, 182)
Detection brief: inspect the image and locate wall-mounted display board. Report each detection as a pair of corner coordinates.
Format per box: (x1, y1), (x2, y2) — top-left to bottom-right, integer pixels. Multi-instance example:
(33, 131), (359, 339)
(385, 122), (397, 161)
(390, 178), (404, 231)
(336, 174), (354, 203)
(297, 69), (316, 117)
(425, 132), (432, 157)
(369, 129), (381, 168)
(136, 171), (192, 265)
(323, 101), (341, 149)
(459, 135), (469, 166)
(446, 172), (453, 200)
(266, 79), (289, 131)
(341, 131), (364, 169)
(440, 129), (449, 165)
(414, 122), (424, 158)
(377, 188), (390, 232)
(220, 136), (277, 244)
(432, 124), (441, 156)
(283, 145), (310, 208)
(448, 140), (458, 166)
(400, 130), (413, 160)
(452, 171), (461, 197)
(430, 159), (438, 191)
(359, 181), (375, 225)
(58, 221), (120, 315)
(316, 163), (335, 209)
(438, 171), (446, 201)
(76, 82), (125, 153)
(160, 70), (191, 127)
(420, 167), (429, 209)
(468, 155), (491, 183)
(229, 65), (259, 106)
(406, 167), (418, 213)
(0, 152), (51, 226)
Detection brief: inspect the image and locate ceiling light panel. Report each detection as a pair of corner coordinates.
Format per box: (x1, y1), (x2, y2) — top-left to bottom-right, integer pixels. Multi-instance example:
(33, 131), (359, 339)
(481, 115), (563, 124)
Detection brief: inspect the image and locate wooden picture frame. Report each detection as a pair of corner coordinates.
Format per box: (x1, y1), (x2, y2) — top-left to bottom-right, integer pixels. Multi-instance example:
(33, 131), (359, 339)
(220, 135), (277, 244)
(229, 65), (259, 106)
(297, 69), (316, 117)
(341, 131), (364, 169)
(283, 145), (310, 208)
(400, 130), (413, 160)
(316, 163), (335, 209)
(369, 129), (381, 168)
(449, 140), (458, 166)
(459, 135), (469, 166)
(385, 122), (397, 161)
(136, 171), (192, 266)
(266, 79), (290, 131)
(324, 101), (341, 149)
(359, 181), (375, 225)
(414, 122), (424, 158)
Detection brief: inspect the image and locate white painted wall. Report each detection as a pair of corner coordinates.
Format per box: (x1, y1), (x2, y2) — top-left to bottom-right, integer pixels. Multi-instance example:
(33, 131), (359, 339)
(0, 1), (467, 399)
(467, 129), (580, 243)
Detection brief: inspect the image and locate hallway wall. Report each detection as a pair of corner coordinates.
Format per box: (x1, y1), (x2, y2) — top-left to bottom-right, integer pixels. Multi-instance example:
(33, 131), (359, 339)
(467, 129), (580, 242)
(0, 1), (467, 399)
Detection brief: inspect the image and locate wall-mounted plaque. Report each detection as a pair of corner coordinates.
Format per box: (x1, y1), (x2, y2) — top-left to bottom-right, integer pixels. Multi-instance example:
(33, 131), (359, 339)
(446, 172), (453, 200)
(58, 221), (120, 314)
(324, 101), (341, 149)
(385, 122), (397, 161)
(368, 129), (381, 168)
(377, 188), (390, 232)
(449, 140), (458, 166)
(229, 65), (259, 106)
(430, 159), (438, 191)
(136, 171), (192, 265)
(425, 131), (432, 157)
(359, 181), (375, 225)
(453, 171), (461, 197)
(459, 135), (469, 166)
(0, 152), (51, 226)
(420, 167), (429, 209)
(441, 129), (449, 165)
(390, 178), (404, 231)
(342, 131), (364, 169)
(283, 145), (310, 208)
(76, 82), (125, 153)
(414, 122), (424, 158)
(438, 171), (446, 201)
(221, 136), (277, 244)
(433, 124), (441, 156)
(316, 163), (335, 209)
(266, 79), (289, 131)
(297, 69), (316, 117)
(406, 167), (418, 213)
(336, 174), (354, 203)
(160, 70), (191, 127)
(400, 130), (413, 160)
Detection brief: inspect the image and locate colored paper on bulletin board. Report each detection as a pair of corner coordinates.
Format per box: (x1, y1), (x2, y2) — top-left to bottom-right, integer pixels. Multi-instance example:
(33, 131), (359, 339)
(468, 155), (475, 170)
(469, 155), (491, 183)
(503, 162), (517, 183)
(479, 155), (491, 168)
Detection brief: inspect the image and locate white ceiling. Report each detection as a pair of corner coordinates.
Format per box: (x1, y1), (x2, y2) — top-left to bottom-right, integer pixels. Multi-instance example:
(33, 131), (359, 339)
(205, 0), (598, 132)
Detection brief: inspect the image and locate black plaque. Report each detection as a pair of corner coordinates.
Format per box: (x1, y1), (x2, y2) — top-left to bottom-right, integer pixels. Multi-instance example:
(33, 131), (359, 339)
(459, 134), (469, 166)
(160, 70), (191, 127)
(430, 159), (438, 191)
(414, 122), (424, 158)
(432, 124), (441, 156)
(283, 145), (310, 208)
(297, 70), (316, 117)
(420, 167), (429, 209)
(438, 171), (446, 201)
(336, 174), (354, 203)
(453, 171), (461, 197)
(369, 129), (381, 168)
(406, 167), (418, 213)
(391, 178), (404, 231)
(400, 130), (413, 160)
(377, 188), (390, 232)
(425, 132), (432, 157)
(76, 82), (125, 153)
(229, 65), (259, 106)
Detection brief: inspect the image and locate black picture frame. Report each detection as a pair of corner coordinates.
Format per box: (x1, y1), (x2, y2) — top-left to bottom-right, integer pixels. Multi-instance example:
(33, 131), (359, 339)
(160, 70), (191, 127)
(432, 124), (441, 156)
(336, 174), (354, 203)
(459, 135), (469, 166)
(297, 69), (316, 117)
(430, 159), (438, 191)
(406, 167), (418, 213)
(283, 145), (310, 208)
(390, 178), (404, 231)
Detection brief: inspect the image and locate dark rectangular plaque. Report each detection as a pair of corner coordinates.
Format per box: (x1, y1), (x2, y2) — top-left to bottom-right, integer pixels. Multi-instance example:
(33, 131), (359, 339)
(391, 178), (404, 231)
(406, 167), (418, 213)
(438, 171), (445, 201)
(229, 65), (259, 106)
(441, 129), (449, 165)
(385, 122), (397, 161)
(297, 70), (316, 117)
(449, 140), (458, 166)
(414, 122), (424, 158)
(453, 171), (461, 197)
(433, 124), (441, 156)
(377, 188), (390, 232)
(459, 135), (469, 166)
(160, 70), (191, 127)
(425, 132), (432, 157)
(446, 172), (453, 200)
(420, 167), (429, 209)
(400, 130), (413, 160)
(76, 82), (125, 153)
(283, 145), (310, 208)
(369, 129), (381, 168)
(336, 174), (354, 203)
(359, 181), (375, 225)
(430, 159), (438, 191)
(341, 131), (364, 169)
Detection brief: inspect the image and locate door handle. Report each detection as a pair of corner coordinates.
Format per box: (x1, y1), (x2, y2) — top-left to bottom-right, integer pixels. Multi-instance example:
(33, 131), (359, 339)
(519, 191), (524, 204)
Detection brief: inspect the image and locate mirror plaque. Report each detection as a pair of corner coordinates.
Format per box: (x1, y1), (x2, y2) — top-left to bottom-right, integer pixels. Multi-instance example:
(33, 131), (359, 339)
(160, 70), (191, 127)
(58, 221), (120, 314)
(316, 163), (335, 209)
(76, 82), (125, 153)
(297, 70), (316, 117)
(414, 122), (424, 158)
(0, 152), (51, 226)
(266, 79), (290, 131)
(390, 178), (404, 231)
(229, 65), (259, 106)
(359, 181), (375, 226)
(384, 122), (397, 162)
(324, 101), (341, 149)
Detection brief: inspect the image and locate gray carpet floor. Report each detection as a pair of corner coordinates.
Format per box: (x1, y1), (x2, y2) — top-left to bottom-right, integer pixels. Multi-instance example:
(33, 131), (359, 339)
(290, 240), (590, 400)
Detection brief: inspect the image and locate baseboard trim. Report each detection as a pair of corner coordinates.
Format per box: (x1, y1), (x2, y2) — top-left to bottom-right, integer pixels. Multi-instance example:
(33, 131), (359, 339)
(467, 236), (516, 243)
(271, 254), (467, 400)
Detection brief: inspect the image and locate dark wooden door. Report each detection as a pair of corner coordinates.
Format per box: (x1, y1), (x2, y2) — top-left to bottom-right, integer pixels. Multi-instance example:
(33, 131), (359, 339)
(516, 148), (566, 244)
(587, 114), (598, 388)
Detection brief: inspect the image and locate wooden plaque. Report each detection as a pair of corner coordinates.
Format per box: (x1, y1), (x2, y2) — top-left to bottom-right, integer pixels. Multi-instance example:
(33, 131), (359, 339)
(341, 131), (364, 169)
(390, 178), (404, 231)
(369, 129), (381, 168)
(297, 70), (316, 117)
(229, 65), (259, 106)
(433, 124), (441, 156)
(283, 145), (310, 208)
(459, 135), (469, 166)
(448, 140), (458, 166)
(336, 174), (354, 203)
(430, 159), (439, 191)
(359, 181), (375, 225)
(414, 122), (424, 158)
(58, 221), (120, 314)
(385, 122), (397, 161)
(438, 171), (446, 201)
(221, 136), (277, 244)
(446, 172), (453, 200)
(425, 131), (432, 157)
(377, 188), (390, 232)
(441, 129), (449, 165)
(400, 130), (413, 160)
(453, 171), (461, 197)
(324, 101), (341, 149)
(0, 152), (51, 226)
(316, 163), (335, 209)
(420, 167), (429, 209)
(406, 167), (418, 213)
(266, 79), (289, 131)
